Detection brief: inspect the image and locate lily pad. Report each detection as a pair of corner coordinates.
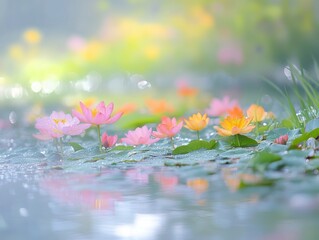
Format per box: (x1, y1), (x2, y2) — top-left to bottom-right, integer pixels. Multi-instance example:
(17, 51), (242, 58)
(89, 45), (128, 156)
(172, 140), (218, 155)
(111, 145), (135, 151)
(250, 150), (282, 172)
(228, 134), (258, 147)
(68, 142), (85, 152)
(289, 128), (319, 149)
(305, 118), (319, 132)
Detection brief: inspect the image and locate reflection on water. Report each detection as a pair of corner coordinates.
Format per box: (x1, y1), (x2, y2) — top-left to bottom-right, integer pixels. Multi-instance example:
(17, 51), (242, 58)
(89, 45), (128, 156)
(0, 164), (317, 240)
(0, 128), (319, 240)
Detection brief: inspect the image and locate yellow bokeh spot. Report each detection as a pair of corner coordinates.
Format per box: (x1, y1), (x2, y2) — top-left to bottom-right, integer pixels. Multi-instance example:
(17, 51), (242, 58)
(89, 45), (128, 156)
(81, 40), (103, 61)
(23, 28), (42, 45)
(8, 44), (24, 60)
(144, 45), (160, 60)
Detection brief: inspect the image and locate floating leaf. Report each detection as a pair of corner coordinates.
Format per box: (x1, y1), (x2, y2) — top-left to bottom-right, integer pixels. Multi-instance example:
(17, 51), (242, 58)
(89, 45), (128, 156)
(305, 119), (319, 132)
(164, 162), (197, 167)
(251, 150), (282, 172)
(85, 156), (106, 163)
(220, 148), (253, 159)
(172, 140), (218, 155)
(266, 128), (289, 141)
(228, 134), (258, 147)
(111, 145), (135, 151)
(289, 128), (319, 149)
(68, 142), (84, 152)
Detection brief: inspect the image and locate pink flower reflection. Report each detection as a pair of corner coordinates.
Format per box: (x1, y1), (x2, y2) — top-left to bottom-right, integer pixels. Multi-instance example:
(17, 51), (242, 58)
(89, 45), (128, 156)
(125, 169), (149, 184)
(154, 173), (178, 191)
(40, 174), (121, 211)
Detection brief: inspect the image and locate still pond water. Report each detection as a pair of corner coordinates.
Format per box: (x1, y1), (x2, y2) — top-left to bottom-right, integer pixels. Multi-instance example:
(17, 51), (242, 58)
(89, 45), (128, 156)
(1, 127), (319, 240)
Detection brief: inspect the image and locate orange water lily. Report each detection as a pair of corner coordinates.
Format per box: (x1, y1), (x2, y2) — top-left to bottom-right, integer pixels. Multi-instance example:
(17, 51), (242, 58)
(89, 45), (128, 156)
(185, 113), (209, 139)
(246, 104), (267, 122)
(227, 105), (244, 118)
(184, 113), (209, 131)
(214, 115), (255, 136)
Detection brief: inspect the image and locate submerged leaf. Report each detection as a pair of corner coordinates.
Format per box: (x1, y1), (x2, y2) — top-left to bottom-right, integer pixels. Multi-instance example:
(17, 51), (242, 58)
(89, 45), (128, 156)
(173, 140), (218, 155)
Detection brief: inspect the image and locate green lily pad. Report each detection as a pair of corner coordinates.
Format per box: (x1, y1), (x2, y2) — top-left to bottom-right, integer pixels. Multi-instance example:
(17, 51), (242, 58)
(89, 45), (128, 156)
(289, 128), (319, 149)
(228, 134), (258, 147)
(111, 145), (135, 151)
(172, 140), (218, 155)
(68, 142), (85, 152)
(251, 150), (282, 172)
(266, 128), (289, 141)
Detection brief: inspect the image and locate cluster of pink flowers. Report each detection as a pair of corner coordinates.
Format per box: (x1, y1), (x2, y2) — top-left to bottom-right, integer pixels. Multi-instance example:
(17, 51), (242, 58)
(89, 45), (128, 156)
(120, 117), (183, 146)
(34, 97), (275, 152)
(34, 101), (184, 150)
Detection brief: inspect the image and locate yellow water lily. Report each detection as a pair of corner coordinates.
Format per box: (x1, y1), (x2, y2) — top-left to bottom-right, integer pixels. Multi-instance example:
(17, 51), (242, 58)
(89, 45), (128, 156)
(214, 115), (255, 137)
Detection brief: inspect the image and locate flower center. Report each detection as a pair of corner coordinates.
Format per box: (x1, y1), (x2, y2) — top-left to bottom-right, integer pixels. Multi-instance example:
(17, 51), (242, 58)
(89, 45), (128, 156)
(53, 118), (66, 124)
(91, 108), (98, 117)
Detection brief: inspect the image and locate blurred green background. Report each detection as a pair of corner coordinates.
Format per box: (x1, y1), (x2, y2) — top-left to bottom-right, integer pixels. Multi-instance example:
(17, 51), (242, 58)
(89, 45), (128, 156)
(0, 0), (318, 97)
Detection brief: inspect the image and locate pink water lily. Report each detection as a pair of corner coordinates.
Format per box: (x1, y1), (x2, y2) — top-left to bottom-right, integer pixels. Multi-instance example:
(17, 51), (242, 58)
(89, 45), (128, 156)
(121, 126), (159, 146)
(72, 101), (123, 125)
(205, 96), (239, 117)
(101, 132), (118, 148)
(153, 117), (183, 139)
(72, 101), (123, 151)
(34, 111), (90, 140)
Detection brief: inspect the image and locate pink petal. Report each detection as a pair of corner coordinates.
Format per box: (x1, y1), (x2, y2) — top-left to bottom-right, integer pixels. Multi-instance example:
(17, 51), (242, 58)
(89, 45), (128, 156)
(152, 131), (165, 138)
(72, 109), (86, 122)
(63, 123), (91, 136)
(103, 102), (114, 118)
(104, 112), (123, 124)
(92, 112), (107, 125)
(121, 137), (135, 145)
(80, 102), (92, 123)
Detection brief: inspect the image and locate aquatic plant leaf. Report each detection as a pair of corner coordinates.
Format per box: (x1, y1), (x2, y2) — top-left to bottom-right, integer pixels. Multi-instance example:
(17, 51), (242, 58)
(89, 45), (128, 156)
(266, 128), (289, 141)
(220, 148), (253, 159)
(68, 142), (84, 151)
(305, 119), (319, 132)
(251, 150), (281, 172)
(228, 134), (258, 147)
(172, 140), (217, 155)
(111, 145), (135, 151)
(238, 178), (275, 189)
(289, 128), (319, 149)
